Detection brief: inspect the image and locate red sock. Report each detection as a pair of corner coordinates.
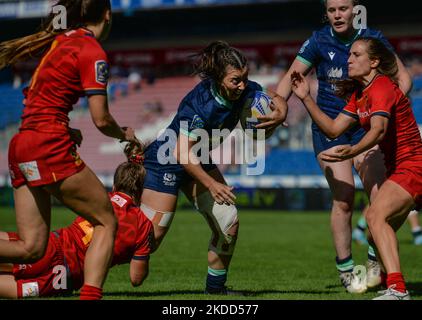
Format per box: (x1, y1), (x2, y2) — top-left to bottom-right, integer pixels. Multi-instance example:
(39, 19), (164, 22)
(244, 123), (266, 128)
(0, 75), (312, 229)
(386, 272), (407, 293)
(80, 284), (103, 300)
(380, 271), (387, 288)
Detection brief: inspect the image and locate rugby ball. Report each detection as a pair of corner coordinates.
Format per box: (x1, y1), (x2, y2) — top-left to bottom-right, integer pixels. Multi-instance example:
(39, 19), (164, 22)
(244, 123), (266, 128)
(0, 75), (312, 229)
(240, 90), (275, 140)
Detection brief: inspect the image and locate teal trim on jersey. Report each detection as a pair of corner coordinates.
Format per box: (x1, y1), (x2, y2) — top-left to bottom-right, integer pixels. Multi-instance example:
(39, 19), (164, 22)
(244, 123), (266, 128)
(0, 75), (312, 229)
(296, 55), (313, 67)
(208, 267), (227, 277)
(211, 83), (232, 109)
(180, 128), (199, 140)
(330, 27), (363, 46)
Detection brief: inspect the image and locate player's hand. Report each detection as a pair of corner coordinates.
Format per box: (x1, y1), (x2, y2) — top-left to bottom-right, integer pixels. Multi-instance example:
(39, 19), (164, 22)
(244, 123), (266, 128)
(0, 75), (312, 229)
(121, 127), (138, 143)
(208, 180), (236, 206)
(69, 128), (83, 147)
(291, 71), (310, 100)
(321, 145), (355, 162)
(255, 90), (288, 130)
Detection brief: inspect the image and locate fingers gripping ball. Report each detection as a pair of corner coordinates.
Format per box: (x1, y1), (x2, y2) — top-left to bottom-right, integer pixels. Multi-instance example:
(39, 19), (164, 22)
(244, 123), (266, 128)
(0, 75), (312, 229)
(240, 90), (275, 140)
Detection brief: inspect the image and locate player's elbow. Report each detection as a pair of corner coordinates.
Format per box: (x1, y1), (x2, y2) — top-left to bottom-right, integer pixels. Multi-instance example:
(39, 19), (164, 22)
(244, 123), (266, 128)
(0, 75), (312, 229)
(131, 271), (149, 287)
(93, 116), (112, 131)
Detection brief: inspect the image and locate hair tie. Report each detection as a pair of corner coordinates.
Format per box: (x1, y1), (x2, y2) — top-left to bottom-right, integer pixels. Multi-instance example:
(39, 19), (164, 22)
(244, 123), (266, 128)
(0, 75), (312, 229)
(129, 153), (144, 165)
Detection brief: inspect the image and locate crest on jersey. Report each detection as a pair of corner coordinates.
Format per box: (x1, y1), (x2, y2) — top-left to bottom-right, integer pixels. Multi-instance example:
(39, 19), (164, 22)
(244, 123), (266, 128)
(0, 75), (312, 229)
(95, 60), (109, 85)
(327, 67), (343, 79)
(190, 114), (205, 130)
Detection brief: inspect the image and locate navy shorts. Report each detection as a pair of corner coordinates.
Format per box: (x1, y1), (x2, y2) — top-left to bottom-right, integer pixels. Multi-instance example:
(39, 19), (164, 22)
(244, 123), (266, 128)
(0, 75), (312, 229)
(312, 123), (366, 156)
(143, 142), (217, 196)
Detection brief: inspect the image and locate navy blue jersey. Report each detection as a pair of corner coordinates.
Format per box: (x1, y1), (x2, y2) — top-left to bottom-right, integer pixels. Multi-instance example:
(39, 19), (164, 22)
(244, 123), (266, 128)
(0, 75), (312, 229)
(297, 26), (394, 118)
(146, 78), (262, 169)
(169, 79), (261, 140)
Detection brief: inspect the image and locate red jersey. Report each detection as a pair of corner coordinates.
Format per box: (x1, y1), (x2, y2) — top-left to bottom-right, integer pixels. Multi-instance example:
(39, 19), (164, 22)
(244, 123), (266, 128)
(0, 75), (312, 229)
(20, 27), (109, 131)
(59, 192), (154, 290)
(342, 75), (422, 174)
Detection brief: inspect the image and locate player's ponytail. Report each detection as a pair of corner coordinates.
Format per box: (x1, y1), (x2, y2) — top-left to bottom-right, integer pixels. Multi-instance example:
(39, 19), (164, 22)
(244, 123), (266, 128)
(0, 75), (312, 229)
(113, 140), (146, 203)
(0, 0), (111, 70)
(192, 41), (248, 84)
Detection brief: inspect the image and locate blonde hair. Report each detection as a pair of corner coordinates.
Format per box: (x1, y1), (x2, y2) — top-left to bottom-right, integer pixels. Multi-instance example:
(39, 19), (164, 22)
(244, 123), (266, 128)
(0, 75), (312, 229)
(0, 0), (111, 70)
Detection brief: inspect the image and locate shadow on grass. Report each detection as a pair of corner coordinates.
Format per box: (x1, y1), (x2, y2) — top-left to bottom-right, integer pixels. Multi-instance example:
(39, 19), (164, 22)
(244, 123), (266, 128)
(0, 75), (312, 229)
(103, 289), (334, 298)
(406, 282), (422, 296)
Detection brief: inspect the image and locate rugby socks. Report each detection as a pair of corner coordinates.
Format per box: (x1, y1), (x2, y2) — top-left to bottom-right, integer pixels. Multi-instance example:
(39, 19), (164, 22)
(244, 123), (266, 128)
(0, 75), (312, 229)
(205, 267), (227, 294)
(386, 272), (407, 293)
(80, 284), (103, 300)
(367, 245), (377, 261)
(336, 255), (354, 273)
(356, 216), (367, 231)
(412, 226), (422, 240)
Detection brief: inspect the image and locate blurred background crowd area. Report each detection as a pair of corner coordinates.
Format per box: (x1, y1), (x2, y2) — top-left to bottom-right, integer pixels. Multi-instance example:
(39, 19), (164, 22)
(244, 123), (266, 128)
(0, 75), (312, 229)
(0, 0), (421, 182)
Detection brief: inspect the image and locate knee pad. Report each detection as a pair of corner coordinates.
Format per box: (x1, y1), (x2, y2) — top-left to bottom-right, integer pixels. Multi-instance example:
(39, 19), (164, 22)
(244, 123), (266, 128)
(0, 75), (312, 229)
(194, 191), (239, 255)
(140, 203), (175, 228)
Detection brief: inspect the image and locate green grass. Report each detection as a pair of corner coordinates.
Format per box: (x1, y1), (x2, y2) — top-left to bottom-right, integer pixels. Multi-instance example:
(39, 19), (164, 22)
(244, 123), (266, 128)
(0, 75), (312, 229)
(0, 207), (421, 300)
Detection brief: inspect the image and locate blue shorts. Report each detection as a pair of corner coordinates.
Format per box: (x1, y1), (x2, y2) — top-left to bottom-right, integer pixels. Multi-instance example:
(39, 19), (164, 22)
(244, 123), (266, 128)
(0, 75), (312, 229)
(312, 123), (365, 156)
(143, 141), (217, 196)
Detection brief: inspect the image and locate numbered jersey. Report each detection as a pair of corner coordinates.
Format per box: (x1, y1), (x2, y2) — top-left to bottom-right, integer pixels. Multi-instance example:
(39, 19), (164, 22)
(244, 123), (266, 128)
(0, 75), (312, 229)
(59, 192), (154, 289)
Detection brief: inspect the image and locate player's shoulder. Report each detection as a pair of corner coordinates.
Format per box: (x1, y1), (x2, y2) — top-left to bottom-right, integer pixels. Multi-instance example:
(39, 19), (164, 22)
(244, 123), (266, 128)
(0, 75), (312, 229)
(311, 25), (332, 40)
(61, 28), (105, 55)
(182, 79), (215, 111)
(370, 75), (396, 93)
(362, 27), (385, 39)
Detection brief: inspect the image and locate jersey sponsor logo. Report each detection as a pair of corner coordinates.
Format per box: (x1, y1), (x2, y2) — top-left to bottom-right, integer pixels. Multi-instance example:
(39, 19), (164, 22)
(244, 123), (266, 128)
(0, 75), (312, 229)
(327, 67), (343, 79)
(163, 173), (177, 187)
(95, 60), (109, 85)
(190, 115), (205, 130)
(299, 40), (310, 54)
(328, 51), (336, 60)
(111, 194), (128, 208)
(18, 161), (41, 182)
(22, 282), (39, 298)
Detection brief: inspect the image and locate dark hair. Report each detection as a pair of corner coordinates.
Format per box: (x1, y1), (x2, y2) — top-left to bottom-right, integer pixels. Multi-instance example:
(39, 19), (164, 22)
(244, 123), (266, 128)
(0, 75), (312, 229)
(113, 140), (146, 203)
(0, 0), (111, 69)
(191, 41), (248, 84)
(335, 37), (398, 100)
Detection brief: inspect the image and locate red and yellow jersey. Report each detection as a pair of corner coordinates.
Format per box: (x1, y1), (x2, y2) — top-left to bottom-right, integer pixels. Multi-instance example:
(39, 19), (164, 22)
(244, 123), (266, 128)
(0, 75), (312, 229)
(20, 27), (109, 131)
(59, 192), (154, 289)
(342, 75), (422, 174)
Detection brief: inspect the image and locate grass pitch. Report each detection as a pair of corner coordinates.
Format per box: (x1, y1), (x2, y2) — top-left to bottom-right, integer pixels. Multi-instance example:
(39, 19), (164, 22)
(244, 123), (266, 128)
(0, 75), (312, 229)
(0, 206), (421, 300)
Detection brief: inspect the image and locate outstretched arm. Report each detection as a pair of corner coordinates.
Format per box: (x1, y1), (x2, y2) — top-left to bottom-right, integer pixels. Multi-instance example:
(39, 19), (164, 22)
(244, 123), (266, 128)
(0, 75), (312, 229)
(88, 95), (137, 142)
(321, 115), (388, 162)
(291, 72), (356, 138)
